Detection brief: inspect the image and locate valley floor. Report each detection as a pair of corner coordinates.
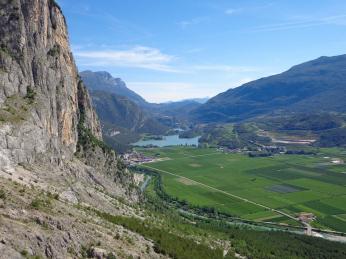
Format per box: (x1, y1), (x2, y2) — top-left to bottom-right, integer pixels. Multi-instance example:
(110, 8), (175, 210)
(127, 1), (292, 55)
(137, 146), (346, 233)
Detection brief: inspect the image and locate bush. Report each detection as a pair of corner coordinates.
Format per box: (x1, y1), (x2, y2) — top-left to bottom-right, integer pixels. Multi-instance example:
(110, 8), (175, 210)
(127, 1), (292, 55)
(30, 197), (51, 210)
(0, 43), (12, 57)
(47, 44), (60, 57)
(47, 191), (59, 200)
(0, 189), (6, 200)
(25, 86), (36, 103)
(106, 253), (116, 259)
(80, 245), (93, 258)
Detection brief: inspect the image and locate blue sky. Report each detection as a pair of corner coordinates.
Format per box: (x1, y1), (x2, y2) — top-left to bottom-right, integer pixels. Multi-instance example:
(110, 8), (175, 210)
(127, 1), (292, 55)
(57, 0), (346, 103)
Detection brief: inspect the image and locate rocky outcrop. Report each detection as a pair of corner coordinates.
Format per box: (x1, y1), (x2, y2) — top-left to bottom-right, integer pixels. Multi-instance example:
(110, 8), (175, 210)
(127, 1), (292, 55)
(0, 0), (101, 169)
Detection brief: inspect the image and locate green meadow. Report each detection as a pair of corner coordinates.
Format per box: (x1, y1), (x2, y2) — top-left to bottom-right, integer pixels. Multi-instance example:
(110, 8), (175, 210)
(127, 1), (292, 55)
(138, 147), (346, 232)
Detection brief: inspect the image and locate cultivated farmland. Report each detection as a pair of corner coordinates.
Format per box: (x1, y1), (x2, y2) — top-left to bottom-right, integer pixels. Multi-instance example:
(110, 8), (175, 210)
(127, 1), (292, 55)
(138, 147), (346, 232)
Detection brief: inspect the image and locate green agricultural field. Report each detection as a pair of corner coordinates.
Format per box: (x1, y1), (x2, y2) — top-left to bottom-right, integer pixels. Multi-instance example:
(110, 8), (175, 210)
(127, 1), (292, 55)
(137, 147), (346, 232)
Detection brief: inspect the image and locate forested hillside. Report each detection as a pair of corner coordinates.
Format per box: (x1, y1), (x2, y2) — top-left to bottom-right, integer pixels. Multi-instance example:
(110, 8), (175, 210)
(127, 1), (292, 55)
(193, 55), (346, 123)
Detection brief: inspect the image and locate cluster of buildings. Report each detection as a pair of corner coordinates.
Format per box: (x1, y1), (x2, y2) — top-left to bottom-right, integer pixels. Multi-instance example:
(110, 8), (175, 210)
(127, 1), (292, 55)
(217, 147), (243, 153)
(122, 152), (155, 165)
(263, 145), (286, 154)
(217, 145), (287, 154)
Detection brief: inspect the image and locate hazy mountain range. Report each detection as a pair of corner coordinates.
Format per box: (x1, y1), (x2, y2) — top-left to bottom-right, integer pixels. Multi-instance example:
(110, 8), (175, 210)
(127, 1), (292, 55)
(192, 55), (346, 122)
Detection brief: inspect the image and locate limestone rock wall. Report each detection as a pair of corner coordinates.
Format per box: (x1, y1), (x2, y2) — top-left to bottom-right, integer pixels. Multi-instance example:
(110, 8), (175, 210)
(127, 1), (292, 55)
(0, 0), (102, 168)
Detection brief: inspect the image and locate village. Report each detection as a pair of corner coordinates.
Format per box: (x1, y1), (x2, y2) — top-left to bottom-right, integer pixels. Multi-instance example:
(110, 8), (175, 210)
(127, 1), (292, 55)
(217, 144), (287, 156)
(122, 151), (157, 165)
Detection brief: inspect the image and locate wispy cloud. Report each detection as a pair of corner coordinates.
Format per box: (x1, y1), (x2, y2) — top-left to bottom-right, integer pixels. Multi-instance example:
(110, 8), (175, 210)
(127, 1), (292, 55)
(253, 14), (346, 32)
(225, 8), (241, 15)
(192, 65), (260, 73)
(178, 17), (209, 29)
(74, 44), (263, 74)
(74, 46), (179, 72)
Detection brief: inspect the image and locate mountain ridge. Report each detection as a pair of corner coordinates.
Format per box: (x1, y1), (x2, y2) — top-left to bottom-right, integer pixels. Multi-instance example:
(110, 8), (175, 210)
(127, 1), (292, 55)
(91, 90), (169, 152)
(192, 54), (346, 123)
(81, 71), (204, 149)
(80, 70), (147, 106)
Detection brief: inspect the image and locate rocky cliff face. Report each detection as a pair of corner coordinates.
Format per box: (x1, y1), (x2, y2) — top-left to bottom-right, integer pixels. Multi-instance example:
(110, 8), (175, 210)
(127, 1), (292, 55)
(0, 0), (101, 169)
(0, 0), (137, 198)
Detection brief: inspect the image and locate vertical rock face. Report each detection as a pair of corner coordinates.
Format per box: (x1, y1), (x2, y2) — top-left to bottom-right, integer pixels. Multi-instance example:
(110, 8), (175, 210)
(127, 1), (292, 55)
(0, 0), (101, 168)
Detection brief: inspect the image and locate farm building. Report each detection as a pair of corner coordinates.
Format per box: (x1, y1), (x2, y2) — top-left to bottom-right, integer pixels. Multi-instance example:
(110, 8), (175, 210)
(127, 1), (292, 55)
(297, 212), (316, 223)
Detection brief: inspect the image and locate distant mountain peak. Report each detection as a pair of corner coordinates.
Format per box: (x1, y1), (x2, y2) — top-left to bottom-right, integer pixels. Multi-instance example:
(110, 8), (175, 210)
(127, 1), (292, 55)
(80, 70), (147, 105)
(82, 71), (124, 84)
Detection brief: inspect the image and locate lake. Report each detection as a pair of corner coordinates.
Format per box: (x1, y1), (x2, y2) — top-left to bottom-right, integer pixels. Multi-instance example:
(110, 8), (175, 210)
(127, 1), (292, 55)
(132, 135), (200, 147)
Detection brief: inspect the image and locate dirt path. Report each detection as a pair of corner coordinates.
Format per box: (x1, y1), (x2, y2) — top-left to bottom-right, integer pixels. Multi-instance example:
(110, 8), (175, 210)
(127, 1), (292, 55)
(181, 152), (221, 159)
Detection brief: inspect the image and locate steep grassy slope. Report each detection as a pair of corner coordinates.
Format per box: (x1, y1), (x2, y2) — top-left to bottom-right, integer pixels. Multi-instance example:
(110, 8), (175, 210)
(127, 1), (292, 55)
(91, 90), (169, 152)
(91, 90), (167, 135)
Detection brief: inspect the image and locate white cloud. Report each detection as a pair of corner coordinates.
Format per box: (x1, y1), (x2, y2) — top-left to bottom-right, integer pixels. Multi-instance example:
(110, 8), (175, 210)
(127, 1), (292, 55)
(253, 14), (346, 32)
(74, 46), (179, 72)
(74, 45), (263, 75)
(225, 8), (239, 15)
(178, 17), (209, 29)
(192, 65), (260, 73)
